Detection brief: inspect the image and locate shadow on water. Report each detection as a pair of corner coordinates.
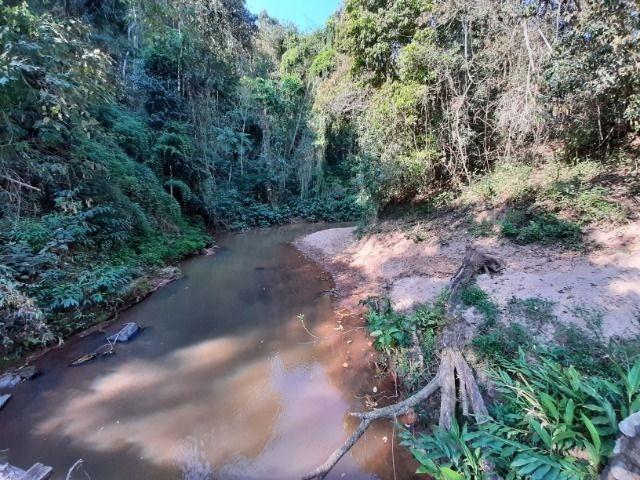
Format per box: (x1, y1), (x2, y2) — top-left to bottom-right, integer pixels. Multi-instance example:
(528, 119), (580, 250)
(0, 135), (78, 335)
(0, 224), (418, 480)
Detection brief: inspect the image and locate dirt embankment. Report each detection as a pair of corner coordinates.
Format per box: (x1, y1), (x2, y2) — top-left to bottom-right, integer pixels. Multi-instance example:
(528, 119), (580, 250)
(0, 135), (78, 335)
(296, 222), (640, 340)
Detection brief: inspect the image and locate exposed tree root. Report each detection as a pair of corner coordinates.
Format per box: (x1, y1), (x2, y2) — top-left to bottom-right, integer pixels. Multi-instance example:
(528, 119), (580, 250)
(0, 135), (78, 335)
(303, 247), (503, 480)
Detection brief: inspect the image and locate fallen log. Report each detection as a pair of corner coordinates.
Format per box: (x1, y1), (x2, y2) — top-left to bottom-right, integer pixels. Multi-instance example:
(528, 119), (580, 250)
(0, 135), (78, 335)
(303, 246), (503, 480)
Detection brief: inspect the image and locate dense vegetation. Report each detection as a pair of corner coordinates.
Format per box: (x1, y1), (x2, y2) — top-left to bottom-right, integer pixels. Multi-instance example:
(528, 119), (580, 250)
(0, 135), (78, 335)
(1, 0), (638, 477)
(308, 0), (639, 211)
(364, 285), (640, 479)
(0, 0), (362, 358)
(2, 0), (637, 358)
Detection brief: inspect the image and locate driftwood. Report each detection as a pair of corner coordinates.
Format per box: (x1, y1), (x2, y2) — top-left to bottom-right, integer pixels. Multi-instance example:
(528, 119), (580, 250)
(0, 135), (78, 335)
(303, 246), (503, 480)
(70, 323), (142, 367)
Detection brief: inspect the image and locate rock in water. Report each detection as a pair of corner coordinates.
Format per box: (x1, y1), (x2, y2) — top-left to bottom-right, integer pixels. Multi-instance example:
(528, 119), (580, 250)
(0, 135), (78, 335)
(107, 322), (141, 343)
(17, 365), (38, 380)
(0, 394), (11, 410)
(0, 374), (21, 390)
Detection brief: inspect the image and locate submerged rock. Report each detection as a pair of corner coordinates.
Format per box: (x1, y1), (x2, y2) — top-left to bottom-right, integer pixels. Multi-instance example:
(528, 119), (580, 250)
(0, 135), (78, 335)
(0, 394), (11, 410)
(0, 374), (21, 390)
(202, 246), (218, 256)
(0, 366), (39, 390)
(17, 365), (38, 380)
(107, 322), (141, 343)
(0, 462), (52, 480)
(0, 462), (24, 479)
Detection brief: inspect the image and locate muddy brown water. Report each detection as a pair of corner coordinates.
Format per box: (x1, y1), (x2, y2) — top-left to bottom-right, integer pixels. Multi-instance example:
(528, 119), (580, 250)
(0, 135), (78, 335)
(0, 224), (418, 480)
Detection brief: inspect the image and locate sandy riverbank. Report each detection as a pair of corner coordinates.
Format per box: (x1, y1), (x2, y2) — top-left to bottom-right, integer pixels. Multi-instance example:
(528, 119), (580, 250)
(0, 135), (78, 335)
(296, 222), (640, 340)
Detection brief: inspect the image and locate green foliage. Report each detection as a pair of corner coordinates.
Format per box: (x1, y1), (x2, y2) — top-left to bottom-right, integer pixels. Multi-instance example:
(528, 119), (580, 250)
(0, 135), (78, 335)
(543, 0), (640, 152)
(339, 0), (431, 84)
(501, 210), (583, 246)
(362, 294), (444, 385)
(473, 323), (535, 362)
(548, 323), (616, 377)
(356, 80), (440, 207)
(292, 194), (364, 223)
(412, 298), (446, 331)
(473, 297), (639, 378)
(404, 354), (640, 479)
(397, 30), (441, 84)
(0, 0), (370, 357)
(461, 285), (499, 323)
(97, 106), (151, 162)
(0, 1), (222, 358)
(310, 0), (640, 216)
(364, 297), (413, 351)
(403, 420), (486, 479)
(309, 48), (337, 79)
(0, 265), (49, 354)
(544, 180), (625, 224)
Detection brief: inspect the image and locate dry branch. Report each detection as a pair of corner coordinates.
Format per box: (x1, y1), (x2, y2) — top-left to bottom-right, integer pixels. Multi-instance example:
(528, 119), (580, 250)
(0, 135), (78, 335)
(0, 174), (42, 192)
(303, 246), (503, 480)
(302, 375), (442, 480)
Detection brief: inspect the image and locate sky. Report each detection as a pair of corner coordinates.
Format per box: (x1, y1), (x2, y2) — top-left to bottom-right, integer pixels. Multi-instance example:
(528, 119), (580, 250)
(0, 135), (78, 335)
(246, 0), (342, 31)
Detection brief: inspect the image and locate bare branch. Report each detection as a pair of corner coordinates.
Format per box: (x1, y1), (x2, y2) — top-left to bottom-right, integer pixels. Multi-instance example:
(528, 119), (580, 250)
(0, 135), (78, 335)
(0, 174), (42, 192)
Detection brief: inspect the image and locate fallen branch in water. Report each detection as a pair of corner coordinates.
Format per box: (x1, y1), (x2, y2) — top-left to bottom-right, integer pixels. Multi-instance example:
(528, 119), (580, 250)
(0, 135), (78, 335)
(298, 314), (322, 340)
(66, 459), (87, 480)
(303, 246), (503, 480)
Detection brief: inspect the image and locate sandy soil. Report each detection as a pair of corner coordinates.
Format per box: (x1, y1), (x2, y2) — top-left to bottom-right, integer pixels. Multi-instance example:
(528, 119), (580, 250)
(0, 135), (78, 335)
(296, 222), (640, 340)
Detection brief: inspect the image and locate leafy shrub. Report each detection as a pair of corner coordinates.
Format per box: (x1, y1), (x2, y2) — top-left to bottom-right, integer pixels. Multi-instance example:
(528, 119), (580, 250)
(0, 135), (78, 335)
(95, 105), (151, 162)
(543, 0), (639, 153)
(363, 296), (445, 367)
(309, 48), (337, 78)
(501, 210), (582, 246)
(545, 180), (625, 224)
(0, 266), (49, 356)
(403, 354), (640, 479)
(549, 323), (617, 377)
(364, 297), (413, 351)
(292, 194), (364, 223)
(412, 299), (446, 331)
(473, 323), (534, 362)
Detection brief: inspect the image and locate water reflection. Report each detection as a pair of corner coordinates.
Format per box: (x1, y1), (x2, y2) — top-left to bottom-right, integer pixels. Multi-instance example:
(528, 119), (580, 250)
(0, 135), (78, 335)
(38, 335), (278, 466)
(1, 225), (415, 479)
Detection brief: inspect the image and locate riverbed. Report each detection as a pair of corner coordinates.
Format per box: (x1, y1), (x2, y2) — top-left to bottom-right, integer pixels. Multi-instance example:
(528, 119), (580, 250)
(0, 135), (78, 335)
(0, 224), (417, 480)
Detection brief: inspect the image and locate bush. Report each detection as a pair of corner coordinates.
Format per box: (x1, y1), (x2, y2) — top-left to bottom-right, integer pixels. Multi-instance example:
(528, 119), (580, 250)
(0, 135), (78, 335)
(403, 354), (640, 479)
(473, 323), (534, 362)
(501, 210), (582, 246)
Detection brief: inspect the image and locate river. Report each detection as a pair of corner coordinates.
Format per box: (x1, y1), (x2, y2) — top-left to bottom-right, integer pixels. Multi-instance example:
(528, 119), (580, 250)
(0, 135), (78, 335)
(0, 224), (417, 480)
